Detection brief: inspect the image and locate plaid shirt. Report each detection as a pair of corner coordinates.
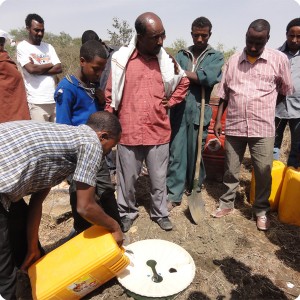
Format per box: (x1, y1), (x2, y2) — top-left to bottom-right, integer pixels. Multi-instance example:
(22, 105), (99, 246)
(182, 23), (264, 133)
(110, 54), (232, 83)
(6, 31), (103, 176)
(0, 121), (102, 210)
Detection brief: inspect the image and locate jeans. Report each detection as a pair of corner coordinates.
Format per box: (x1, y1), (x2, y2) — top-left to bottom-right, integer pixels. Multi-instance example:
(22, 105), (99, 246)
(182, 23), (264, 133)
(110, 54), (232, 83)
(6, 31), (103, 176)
(274, 117), (300, 167)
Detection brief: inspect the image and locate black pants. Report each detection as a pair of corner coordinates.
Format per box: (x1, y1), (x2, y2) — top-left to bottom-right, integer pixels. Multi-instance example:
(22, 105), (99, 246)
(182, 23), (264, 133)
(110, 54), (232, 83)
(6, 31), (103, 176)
(70, 157), (121, 233)
(0, 200), (28, 300)
(0, 200), (45, 300)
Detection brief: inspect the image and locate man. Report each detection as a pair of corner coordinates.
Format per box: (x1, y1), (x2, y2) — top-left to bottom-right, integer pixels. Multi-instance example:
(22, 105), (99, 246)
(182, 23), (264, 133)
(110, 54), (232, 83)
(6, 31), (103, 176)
(273, 18), (300, 167)
(17, 13), (62, 122)
(167, 17), (224, 210)
(105, 12), (189, 232)
(0, 111), (123, 300)
(55, 40), (122, 234)
(0, 32), (30, 122)
(212, 19), (293, 231)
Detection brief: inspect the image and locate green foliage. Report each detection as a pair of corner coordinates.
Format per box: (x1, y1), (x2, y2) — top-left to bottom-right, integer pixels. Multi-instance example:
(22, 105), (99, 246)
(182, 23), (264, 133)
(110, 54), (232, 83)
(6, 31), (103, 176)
(171, 38), (187, 54)
(107, 17), (133, 46)
(216, 43), (237, 62)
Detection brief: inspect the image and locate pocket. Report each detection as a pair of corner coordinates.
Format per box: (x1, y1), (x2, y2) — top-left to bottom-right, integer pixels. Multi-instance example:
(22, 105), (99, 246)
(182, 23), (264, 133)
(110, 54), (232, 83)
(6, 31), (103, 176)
(193, 103), (212, 126)
(257, 74), (275, 92)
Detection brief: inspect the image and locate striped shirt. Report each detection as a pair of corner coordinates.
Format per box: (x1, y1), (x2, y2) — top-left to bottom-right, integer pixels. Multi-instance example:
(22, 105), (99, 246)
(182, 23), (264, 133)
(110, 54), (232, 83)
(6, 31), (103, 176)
(217, 48), (293, 137)
(0, 121), (102, 210)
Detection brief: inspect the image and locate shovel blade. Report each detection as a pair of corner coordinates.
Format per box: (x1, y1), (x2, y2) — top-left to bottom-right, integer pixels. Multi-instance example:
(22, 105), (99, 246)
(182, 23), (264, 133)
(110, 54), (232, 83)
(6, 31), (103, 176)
(187, 190), (205, 224)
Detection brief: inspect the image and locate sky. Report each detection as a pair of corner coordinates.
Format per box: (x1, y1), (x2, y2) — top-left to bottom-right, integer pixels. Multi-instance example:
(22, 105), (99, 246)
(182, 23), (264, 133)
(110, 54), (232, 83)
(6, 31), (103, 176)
(0, 0), (300, 51)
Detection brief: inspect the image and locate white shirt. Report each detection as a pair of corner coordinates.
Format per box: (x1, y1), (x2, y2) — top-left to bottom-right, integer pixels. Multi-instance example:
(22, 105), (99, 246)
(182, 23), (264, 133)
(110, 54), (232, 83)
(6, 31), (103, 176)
(17, 40), (61, 104)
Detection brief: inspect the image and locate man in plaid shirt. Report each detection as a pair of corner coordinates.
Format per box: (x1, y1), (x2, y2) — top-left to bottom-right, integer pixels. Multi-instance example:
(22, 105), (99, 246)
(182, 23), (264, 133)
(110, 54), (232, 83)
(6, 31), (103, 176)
(0, 111), (122, 300)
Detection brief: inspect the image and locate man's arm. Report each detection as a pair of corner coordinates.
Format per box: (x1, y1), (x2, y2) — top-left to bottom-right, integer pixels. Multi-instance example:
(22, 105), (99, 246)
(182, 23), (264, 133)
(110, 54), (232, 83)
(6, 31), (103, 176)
(164, 76), (190, 108)
(75, 182), (123, 246)
(20, 188), (51, 272)
(188, 51), (224, 86)
(23, 62), (62, 76)
(214, 98), (228, 139)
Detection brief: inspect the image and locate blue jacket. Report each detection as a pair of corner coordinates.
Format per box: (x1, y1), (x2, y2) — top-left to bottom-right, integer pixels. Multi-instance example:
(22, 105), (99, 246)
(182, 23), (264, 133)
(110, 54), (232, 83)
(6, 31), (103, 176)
(55, 75), (102, 126)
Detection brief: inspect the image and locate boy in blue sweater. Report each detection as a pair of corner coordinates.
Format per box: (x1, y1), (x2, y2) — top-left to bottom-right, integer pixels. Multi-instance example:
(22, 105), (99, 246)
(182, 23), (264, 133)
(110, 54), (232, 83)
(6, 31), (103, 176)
(55, 40), (122, 233)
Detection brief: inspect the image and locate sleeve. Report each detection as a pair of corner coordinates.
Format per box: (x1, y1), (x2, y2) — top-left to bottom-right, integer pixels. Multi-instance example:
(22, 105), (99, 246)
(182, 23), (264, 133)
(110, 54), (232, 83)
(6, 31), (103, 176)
(277, 55), (294, 96)
(168, 76), (190, 107)
(196, 51), (224, 87)
(73, 143), (102, 186)
(17, 43), (31, 67)
(104, 71), (114, 113)
(216, 60), (229, 101)
(48, 44), (61, 65)
(55, 81), (76, 125)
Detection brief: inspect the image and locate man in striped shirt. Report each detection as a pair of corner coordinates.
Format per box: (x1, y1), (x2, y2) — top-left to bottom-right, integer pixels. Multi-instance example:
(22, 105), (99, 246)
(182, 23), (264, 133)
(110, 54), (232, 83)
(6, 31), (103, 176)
(212, 19), (293, 231)
(0, 112), (122, 300)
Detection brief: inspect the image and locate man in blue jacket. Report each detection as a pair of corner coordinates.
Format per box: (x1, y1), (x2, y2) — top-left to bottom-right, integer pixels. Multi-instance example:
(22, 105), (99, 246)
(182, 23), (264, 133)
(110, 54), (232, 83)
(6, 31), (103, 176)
(167, 17), (224, 210)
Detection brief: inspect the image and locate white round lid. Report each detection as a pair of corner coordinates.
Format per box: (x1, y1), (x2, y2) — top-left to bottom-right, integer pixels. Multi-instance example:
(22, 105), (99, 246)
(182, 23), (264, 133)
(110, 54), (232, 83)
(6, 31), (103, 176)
(117, 239), (196, 298)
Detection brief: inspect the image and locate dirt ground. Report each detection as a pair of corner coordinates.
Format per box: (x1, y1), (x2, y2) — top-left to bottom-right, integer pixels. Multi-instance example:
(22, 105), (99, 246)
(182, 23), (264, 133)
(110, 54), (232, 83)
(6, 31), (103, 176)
(18, 128), (300, 300)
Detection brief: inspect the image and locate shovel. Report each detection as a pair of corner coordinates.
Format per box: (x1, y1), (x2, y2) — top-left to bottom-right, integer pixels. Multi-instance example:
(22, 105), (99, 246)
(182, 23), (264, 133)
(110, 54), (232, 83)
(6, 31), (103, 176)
(187, 87), (206, 224)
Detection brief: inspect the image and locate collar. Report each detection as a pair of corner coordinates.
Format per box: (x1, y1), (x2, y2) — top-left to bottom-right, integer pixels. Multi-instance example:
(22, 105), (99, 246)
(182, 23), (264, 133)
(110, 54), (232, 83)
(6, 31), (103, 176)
(279, 41), (300, 56)
(239, 48), (268, 64)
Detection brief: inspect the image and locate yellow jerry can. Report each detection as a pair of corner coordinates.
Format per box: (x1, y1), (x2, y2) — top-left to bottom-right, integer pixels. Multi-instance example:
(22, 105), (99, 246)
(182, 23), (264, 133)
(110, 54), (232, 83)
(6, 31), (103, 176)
(250, 160), (286, 211)
(278, 167), (300, 226)
(28, 225), (130, 300)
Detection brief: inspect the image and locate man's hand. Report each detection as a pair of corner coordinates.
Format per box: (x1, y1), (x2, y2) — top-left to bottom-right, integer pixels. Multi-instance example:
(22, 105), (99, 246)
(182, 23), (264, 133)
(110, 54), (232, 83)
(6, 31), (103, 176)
(20, 248), (42, 273)
(214, 121), (222, 139)
(95, 89), (106, 106)
(111, 229), (124, 247)
(161, 97), (171, 109)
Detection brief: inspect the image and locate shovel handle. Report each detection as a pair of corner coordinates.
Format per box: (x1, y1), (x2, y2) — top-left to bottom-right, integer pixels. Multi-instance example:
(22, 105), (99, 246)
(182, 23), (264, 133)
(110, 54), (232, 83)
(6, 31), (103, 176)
(195, 87), (206, 180)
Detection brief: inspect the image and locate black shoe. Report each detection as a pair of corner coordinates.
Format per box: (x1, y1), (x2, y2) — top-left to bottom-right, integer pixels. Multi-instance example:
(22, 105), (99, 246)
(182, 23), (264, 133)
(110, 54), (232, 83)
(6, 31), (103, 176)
(155, 217), (173, 231)
(121, 216), (133, 233)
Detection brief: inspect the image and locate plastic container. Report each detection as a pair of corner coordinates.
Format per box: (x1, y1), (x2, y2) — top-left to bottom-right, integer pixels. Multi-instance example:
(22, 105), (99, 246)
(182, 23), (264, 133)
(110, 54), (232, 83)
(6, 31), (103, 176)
(28, 225), (130, 300)
(278, 167), (300, 226)
(250, 160), (286, 211)
(203, 98), (227, 182)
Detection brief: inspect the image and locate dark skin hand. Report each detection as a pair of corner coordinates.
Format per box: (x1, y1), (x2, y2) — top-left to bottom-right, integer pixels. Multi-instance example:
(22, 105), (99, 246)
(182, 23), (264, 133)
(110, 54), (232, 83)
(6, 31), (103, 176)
(24, 58), (62, 75)
(20, 188), (51, 272)
(214, 98), (228, 139)
(75, 182), (123, 247)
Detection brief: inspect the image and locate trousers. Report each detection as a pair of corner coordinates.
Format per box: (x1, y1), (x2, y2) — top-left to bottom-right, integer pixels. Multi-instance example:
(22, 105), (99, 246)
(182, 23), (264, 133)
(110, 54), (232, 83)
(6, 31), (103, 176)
(117, 144), (169, 220)
(273, 117), (300, 167)
(219, 135), (274, 216)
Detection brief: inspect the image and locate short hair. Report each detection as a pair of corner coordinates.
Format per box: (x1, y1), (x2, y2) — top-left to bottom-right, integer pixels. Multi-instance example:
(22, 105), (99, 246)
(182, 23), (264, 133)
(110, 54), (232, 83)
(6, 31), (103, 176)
(248, 19), (270, 34)
(80, 40), (107, 61)
(192, 17), (212, 32)
(81, 30), (100, 45)
(86, 111), (122, 139)
(25, 13), (44, 28)
(286, 18), (300, 33)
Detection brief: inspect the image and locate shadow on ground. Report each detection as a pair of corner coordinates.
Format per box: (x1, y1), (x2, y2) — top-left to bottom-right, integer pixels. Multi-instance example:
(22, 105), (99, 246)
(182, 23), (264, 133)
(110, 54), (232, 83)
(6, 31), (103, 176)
(213, 257), (288, 299)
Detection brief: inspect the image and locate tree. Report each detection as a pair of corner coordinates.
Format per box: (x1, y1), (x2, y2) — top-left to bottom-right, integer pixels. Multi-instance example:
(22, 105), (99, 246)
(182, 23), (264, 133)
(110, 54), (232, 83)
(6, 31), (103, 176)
(171, 38), (187, 54)
(107, 17), (133, 46)
(217, 43), (237, 62)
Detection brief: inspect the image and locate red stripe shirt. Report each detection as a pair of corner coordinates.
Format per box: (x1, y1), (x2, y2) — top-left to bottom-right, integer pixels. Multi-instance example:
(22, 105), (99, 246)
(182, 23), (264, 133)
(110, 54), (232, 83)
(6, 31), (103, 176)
(217, 48), (293, 137)
(105, 50), (189, 145)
